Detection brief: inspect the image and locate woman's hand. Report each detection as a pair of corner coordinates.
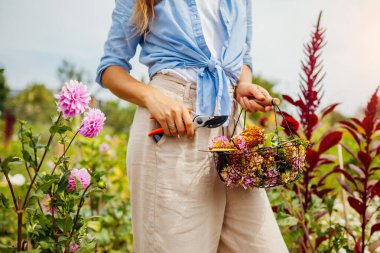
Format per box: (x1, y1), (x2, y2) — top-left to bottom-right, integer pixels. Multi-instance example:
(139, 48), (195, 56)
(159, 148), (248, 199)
(234, 81), (274, 113)
(145, 87), (194, 139)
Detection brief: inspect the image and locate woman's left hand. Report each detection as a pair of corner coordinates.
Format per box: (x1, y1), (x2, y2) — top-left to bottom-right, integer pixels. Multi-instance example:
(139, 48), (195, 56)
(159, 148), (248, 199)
(234, 82), (274, 113)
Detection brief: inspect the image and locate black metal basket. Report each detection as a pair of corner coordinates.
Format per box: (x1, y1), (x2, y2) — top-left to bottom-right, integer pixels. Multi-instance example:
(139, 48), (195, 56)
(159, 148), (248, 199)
(211, 100), (309, 189)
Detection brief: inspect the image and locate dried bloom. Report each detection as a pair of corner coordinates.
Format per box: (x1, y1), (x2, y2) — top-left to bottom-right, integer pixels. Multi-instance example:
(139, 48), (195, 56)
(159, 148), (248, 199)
(68, 168), (91, 191)
(55, 80), (91, 118)
(208, 136), (234, 150)
(79, 108), (106, 138)
(240, 126), (264, 148)
(43, 194), (58, 215)
(231, 135), (248, 151)
(99, 142), (110, 153)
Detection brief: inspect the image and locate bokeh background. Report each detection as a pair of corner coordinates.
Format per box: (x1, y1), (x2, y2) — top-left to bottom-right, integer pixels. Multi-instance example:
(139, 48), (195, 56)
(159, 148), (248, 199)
(1, 1), (380, 252)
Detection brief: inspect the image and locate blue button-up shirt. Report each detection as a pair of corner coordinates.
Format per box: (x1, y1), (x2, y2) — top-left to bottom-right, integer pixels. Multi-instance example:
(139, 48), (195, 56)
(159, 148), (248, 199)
(96, 0), (253, 117)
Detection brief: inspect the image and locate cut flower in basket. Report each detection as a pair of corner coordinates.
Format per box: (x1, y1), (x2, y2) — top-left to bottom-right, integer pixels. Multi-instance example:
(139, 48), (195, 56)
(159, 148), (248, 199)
(209, 125), (310, 189)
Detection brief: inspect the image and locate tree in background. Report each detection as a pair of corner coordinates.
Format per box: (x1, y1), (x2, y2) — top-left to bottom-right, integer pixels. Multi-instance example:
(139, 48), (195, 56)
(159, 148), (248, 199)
(100, 101), (136, 135)
(0, 68), (10, 118)
(57, 59), (92, 85)
(7, 83), (56, 124)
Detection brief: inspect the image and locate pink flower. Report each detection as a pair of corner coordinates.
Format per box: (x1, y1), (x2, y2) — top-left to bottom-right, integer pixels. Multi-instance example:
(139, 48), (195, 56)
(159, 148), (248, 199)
(78, 108), (106, 138)
(67, 168), (91, 191)
(69, 242), (80, 252)
(42, 194), (58, 215)
(55, 80), (91, 118)
(99, 142), (110, 153)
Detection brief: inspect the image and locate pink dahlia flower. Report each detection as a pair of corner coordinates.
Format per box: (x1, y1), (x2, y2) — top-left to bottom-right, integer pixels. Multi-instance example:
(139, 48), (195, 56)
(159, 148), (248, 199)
(67, 168), (91, 191)
(43, 194), (58, 215)
(78, 108), (106, 138)
(55, 80), (91, 118)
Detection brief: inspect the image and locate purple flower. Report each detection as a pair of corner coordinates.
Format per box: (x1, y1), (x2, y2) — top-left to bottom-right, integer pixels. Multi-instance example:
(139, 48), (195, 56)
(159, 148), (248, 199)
(69, 242), (80, 252)
(55, 80), (91, 118)
(42, 194), (58, 215)
(78, 108), (106, 138)
(67, 168), (91, 191)
(99, 142), (110, 153)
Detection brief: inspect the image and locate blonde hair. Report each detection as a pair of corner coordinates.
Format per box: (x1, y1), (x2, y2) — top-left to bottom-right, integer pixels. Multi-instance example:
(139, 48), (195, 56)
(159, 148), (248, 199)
(131, 0), (157, 37)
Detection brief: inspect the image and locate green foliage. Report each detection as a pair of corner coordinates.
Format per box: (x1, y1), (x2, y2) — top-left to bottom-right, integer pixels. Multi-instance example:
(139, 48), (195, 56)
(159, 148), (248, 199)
(0, 68), (10, 117)
(100, 101), (136, 134)
(7, 83), (56, 124)
(57, 59), (92, 85)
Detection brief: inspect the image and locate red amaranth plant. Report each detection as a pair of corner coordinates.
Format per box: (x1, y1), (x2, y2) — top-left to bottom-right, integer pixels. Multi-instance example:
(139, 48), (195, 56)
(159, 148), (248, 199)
(324, 86), (380, 252)
(278, 11), (344, 252)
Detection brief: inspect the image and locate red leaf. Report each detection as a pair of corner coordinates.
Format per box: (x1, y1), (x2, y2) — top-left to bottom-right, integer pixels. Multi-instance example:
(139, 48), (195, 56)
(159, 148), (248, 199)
(348, 164), (365, 178)
(338, 178), (354, 196)
(362, 86), (379, 137)
(282, 95), (297, 106)
(358, 151), (371, 169)
(351, 117), (364, 128)
(339, 120), (358, 131)
(315, 188), (333, 198)
(354, 241), (362, 253)
(370, 223), (380, 236)
(320, 103), (340, 119)
(318, 131), (343, 154)
(306, 149), (320, 169)
(348, 196), (364, 215)
(309, 113), (319, 131)
(315, 235), (328, 249)
(341, 126), (362, 146)
(371, 180), (380, 198)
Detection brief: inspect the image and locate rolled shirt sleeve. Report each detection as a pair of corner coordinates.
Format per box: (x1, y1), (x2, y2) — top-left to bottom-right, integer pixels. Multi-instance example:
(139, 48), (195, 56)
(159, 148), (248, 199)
(96, 0), (142, 87)
(242, 0), (253, 73)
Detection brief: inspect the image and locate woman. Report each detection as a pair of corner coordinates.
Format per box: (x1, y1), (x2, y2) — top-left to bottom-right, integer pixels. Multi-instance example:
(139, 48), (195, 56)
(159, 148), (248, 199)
(96, 0), (289, 252)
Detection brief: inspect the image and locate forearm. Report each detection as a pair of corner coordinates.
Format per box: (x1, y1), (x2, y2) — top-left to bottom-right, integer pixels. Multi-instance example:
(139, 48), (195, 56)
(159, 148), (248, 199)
(100, 65), (153, 107)
(238, 64), (252, 84)
(235, 64), (252, 99)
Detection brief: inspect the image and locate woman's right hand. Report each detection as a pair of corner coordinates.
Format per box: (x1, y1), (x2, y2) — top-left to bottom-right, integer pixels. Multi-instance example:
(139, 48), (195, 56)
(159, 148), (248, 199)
(145, 87), (194, 139)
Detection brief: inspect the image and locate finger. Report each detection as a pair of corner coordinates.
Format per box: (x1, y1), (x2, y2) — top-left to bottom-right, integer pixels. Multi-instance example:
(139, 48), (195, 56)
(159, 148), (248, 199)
(265, 105), (274, 112)
(182, 109), (194, 139)
(245, 97), (266, 112)
(256, 85), (272, 98)
(250, 85), (265, 100)
(174, 110), (186, 136)
(240, 97), (253, 112)
(166, 121), (178, 136)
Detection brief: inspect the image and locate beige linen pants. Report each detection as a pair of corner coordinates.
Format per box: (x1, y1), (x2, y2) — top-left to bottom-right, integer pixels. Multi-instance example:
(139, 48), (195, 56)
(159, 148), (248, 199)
(126, 73), (289, 253)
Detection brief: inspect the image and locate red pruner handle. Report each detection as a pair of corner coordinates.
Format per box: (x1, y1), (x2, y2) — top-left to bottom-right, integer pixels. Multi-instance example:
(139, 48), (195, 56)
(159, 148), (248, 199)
(148, 128), (164, 136)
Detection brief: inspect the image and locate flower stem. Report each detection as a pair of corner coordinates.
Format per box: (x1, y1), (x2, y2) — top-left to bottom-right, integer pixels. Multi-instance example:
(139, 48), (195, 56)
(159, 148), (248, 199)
(67, 183), (92, 245)
(51, 129), (79, 176)
(22, 112), (62, 210)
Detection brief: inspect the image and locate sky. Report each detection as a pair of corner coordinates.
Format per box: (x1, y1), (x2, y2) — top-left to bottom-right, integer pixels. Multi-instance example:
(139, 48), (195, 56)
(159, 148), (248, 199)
(0, 0), (379, 117)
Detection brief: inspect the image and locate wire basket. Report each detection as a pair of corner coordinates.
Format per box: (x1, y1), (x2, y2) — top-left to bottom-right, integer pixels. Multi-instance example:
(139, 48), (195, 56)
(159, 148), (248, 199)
(211, 99), (310, 189)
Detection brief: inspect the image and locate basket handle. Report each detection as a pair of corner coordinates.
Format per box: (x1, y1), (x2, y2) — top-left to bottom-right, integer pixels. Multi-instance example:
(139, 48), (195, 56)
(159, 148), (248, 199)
(230, 97), (295, 140)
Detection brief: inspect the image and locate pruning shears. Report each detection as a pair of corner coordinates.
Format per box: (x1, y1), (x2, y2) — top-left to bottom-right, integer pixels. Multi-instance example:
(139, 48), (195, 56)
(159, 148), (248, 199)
(148, 110), (229, 143)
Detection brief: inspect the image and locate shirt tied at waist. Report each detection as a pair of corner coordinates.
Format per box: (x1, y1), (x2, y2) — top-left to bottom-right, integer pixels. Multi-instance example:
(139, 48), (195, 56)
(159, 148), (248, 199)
(196, 57), (237, 118)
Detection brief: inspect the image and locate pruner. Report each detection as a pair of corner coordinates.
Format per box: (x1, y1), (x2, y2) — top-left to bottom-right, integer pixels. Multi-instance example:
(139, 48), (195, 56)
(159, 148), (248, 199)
(148, 110), (229, 143)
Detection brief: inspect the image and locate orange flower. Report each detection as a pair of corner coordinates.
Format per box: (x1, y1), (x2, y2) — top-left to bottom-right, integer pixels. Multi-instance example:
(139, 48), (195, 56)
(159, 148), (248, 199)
(240, 126), (265, 148)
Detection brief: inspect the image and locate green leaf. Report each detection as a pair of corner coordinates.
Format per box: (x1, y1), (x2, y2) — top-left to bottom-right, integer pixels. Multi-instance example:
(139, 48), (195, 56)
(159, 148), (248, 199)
(276, 212), (298, 227)
(57, 171), (70, 193)
(87, 220), (102, 232)
(0, 193), (10, 208)
(49, 125), (58, 134)
(57, 125), (72, 134)
(0, 156), (22, 174)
